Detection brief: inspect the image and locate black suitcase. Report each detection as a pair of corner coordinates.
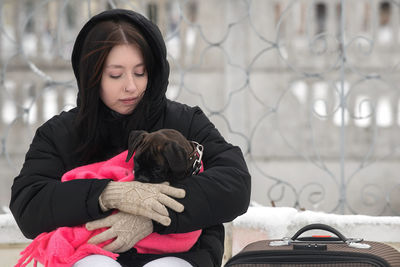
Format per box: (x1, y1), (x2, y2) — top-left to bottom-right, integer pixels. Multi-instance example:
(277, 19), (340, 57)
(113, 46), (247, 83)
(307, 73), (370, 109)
(225, 223), (400, 267)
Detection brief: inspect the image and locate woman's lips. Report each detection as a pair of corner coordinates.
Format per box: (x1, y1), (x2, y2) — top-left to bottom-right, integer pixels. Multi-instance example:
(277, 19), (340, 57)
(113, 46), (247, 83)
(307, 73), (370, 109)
(120, 97), (137, 105)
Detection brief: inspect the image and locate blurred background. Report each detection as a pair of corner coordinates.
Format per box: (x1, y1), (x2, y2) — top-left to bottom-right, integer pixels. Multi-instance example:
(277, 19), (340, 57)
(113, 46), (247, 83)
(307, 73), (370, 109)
(0, 0), (399, 216)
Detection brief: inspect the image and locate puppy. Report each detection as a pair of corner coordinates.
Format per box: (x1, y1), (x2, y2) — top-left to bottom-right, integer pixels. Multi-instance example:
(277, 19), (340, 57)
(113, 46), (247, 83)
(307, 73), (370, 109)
(125, 129), (203, 184)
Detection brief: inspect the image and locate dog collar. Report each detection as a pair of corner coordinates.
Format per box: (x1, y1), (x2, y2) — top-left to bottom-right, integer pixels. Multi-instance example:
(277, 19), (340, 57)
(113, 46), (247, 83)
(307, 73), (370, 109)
(189, 141), (203, 175)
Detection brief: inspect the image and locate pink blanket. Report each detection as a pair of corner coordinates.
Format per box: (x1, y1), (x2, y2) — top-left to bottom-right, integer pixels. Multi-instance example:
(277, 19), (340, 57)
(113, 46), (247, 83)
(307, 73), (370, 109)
(16, 150), (201, 267)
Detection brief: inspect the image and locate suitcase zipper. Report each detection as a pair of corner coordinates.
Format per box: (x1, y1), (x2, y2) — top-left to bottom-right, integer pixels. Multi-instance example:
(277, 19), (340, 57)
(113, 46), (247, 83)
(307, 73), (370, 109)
(225, 250), (391, 266)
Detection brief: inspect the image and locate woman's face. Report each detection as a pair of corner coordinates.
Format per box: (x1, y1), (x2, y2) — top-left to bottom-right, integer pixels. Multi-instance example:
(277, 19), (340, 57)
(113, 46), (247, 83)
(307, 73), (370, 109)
(100, 44), (148, 115)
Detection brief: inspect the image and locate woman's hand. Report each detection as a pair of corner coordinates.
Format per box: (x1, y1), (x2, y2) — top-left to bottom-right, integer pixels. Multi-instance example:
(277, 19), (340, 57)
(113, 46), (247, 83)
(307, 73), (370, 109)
(99, 181), (185, 226)
(86, 212), (153, 253)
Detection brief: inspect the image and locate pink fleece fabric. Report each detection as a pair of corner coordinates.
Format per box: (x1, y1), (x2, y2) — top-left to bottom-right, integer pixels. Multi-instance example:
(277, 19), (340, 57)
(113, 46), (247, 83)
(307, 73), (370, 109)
(16, 150), (202, 267)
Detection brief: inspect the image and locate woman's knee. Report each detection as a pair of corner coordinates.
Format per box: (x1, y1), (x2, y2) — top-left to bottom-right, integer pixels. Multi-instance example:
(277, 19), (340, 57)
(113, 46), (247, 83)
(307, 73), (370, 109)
(73, 255), (122, 267)
(143, 256), (193, 267)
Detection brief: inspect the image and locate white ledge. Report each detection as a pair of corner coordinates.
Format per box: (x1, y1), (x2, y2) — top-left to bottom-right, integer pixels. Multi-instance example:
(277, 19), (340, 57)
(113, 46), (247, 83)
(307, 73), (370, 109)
(2, 207), (400, 245)
(0, 214), (30, 244)
(233, 207), (400, 242)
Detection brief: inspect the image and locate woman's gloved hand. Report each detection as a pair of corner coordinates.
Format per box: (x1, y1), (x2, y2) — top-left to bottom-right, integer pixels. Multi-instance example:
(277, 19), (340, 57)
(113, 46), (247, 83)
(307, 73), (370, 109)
(99, 181), (185, 226)
(86, 212), (153, 253)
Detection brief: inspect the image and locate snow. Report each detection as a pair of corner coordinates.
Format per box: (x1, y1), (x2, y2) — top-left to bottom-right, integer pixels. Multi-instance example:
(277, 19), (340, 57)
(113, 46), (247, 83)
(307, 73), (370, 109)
(233, 206), (298, 238)
(0, 213), (30, 244)
(1, 206), (400, 244)
(233, 207), (400, 242)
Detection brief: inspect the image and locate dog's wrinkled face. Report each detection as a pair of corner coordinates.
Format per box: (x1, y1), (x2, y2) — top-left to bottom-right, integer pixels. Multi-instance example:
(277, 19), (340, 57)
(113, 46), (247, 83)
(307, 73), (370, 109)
(126, 129), (195, 184)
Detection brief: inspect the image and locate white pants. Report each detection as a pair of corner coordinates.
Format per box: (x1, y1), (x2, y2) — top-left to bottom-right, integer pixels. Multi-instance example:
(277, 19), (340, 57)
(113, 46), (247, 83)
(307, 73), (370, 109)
(73, 255), (193, 267)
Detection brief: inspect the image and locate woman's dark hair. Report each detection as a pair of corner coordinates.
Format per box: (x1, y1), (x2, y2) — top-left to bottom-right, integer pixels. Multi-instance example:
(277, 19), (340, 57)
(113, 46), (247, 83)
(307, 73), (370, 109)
(74, 19), (155, 163)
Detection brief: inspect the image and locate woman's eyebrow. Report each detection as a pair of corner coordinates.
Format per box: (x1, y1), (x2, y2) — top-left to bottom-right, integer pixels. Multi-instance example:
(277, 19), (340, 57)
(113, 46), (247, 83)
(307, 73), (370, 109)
(105, 63), (145, 69)
(105, 64), (124, 69)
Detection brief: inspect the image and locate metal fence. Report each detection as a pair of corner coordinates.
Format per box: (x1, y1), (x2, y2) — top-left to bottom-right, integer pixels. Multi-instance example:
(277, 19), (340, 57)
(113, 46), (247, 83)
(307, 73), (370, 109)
(1, 0), (399, 216)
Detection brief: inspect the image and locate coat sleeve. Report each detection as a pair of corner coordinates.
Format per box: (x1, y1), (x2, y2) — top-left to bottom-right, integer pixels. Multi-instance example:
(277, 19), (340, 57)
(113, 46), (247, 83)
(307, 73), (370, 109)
(162, 106), (251, 234)
(9, 118), (111, 239)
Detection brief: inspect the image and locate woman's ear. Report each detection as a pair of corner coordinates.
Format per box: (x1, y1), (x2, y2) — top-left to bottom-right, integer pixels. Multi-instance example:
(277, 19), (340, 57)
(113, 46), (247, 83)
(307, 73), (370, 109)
(126, 130), (147, 162)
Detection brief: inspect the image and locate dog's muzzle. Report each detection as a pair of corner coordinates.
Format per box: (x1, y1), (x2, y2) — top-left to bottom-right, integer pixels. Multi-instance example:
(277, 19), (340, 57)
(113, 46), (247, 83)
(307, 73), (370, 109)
(189, 141), (203, 175)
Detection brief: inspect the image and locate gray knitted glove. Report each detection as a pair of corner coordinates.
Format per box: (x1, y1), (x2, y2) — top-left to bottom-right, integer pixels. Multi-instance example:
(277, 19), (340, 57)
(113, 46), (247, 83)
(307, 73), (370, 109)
(86, 212), (152, 253)
(99, 181), (185, 226)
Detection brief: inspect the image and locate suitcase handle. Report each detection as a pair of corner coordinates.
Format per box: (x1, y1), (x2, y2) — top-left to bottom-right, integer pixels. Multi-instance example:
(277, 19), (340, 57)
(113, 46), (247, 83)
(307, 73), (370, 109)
(291, 223), (348, 243)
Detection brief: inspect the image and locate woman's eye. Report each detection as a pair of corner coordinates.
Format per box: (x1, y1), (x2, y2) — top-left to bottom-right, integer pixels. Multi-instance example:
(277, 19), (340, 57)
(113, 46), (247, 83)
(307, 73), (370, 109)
(135, 72), (145, 77)
(110, 74), (122, 79)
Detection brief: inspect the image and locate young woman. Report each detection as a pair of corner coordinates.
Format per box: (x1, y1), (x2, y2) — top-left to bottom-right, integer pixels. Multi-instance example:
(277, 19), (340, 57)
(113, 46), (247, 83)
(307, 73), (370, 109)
(10, 9), (251, 267)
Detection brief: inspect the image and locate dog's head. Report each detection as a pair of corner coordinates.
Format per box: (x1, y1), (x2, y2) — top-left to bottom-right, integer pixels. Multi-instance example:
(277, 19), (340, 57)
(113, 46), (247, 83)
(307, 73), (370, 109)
(126, 129), (203, 184)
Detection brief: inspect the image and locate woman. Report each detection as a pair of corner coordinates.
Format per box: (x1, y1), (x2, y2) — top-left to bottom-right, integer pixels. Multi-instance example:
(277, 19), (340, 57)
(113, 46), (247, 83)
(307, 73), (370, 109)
(10, 9), (251, 267)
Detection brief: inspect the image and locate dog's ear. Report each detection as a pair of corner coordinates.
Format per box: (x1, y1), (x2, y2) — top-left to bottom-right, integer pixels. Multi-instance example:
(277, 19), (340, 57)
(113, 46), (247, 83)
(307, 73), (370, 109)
(126, 130), (147, 162)
(162, 142), (188, 180)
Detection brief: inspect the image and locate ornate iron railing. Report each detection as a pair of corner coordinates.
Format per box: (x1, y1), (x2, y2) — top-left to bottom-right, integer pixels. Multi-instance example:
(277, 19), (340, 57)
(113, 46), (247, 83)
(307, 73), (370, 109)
(0, 0), (399, 215)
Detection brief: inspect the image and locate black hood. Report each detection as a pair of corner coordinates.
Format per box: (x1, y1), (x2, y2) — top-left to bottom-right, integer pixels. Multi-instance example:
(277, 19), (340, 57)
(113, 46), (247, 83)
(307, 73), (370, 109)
(71, 8), (170, 131)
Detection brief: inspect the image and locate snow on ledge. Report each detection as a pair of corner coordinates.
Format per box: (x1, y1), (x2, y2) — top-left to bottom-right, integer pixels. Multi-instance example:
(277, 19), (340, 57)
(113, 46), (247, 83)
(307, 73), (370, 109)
(0, 214), (30, 244)
(1, 207), (400, 244)
(233, 207), (400, 242)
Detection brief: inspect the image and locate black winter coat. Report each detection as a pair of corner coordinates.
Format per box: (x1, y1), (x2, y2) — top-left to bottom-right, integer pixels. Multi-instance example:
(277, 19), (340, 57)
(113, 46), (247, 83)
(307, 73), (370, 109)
(10, 100), (251, 267)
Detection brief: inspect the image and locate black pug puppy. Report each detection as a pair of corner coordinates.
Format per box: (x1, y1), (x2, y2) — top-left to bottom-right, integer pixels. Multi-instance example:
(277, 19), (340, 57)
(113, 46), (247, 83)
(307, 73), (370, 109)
(125, 129), (203, 184)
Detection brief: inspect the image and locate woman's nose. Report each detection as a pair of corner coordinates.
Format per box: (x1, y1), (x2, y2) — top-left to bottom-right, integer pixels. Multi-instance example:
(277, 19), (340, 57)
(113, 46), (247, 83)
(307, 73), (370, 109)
(124, 75), (137, 92)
